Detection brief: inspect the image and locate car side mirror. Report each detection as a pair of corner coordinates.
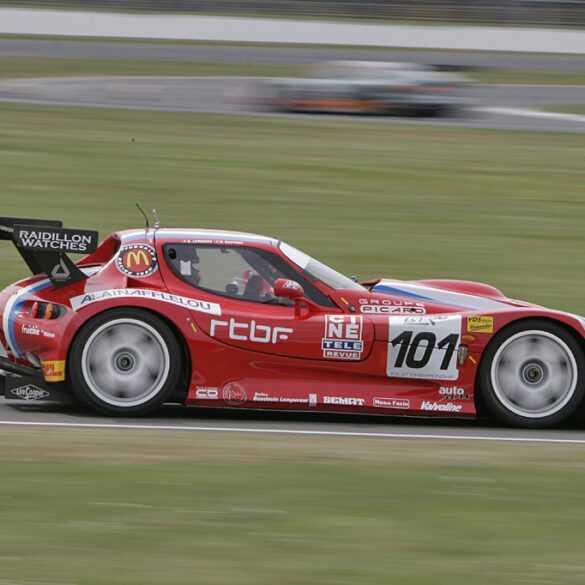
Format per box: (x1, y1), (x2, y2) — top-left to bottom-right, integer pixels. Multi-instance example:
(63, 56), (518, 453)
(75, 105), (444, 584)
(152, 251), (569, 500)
(274, 278), (308, 317)
(274, 278), (305, 299)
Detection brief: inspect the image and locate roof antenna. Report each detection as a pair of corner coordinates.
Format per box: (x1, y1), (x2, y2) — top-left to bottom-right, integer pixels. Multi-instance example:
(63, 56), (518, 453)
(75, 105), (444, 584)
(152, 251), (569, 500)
(153, 208), (161, 229)
(136, 203), (150, 229)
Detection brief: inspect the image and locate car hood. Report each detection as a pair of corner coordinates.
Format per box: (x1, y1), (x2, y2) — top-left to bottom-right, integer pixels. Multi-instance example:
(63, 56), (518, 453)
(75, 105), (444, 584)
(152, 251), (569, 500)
(371, 279), (533, 312)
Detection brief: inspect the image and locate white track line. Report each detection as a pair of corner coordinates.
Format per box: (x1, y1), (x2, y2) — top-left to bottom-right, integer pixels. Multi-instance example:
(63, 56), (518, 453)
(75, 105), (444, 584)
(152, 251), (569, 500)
(0, 419), (584, 444)
(479, 105), (585, 123)
(3, 9), (585, 54)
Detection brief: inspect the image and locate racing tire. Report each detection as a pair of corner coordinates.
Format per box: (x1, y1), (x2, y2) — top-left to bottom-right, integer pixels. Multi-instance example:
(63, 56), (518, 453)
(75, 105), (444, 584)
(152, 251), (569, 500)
(69, 308), (182, 416)
(478, 319), (585, 428)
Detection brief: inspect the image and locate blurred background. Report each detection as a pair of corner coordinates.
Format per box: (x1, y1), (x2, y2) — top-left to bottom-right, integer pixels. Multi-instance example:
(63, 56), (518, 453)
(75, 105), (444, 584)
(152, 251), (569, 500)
(1, 3), (585, 584)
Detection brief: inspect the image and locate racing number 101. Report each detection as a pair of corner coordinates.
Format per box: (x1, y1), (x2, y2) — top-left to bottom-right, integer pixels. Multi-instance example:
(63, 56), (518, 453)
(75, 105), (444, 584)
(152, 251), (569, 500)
(390, 331), (458, 370)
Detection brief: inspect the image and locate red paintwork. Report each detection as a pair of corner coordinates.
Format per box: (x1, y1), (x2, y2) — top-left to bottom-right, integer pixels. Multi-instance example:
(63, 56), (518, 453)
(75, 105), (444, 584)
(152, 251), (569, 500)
(1, 227), (584, 418)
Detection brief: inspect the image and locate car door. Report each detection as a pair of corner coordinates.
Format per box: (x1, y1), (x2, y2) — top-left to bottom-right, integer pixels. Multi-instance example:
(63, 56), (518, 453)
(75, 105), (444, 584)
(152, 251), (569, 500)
(158, 242), (375, 362)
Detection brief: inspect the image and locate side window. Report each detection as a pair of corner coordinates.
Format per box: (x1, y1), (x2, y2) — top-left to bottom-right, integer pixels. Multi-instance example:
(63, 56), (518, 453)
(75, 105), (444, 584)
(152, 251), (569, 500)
(164, 244), (333, 307)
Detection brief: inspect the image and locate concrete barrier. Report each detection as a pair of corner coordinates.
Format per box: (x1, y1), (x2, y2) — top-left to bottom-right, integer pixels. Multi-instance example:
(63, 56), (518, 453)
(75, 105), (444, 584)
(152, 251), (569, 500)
(1, 8), (585, 54)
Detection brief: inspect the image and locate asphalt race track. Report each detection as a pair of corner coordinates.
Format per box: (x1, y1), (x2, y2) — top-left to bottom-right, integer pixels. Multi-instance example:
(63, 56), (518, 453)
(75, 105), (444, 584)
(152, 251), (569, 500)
(3, 399), (585, 443)
(1, 76), (585, 133)
(1, 39), (585, 131)
(4, 39), (585, 71)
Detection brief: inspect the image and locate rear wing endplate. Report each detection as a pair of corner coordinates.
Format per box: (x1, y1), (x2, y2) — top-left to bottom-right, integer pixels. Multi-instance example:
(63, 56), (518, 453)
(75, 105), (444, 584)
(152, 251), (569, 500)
(0, 217), (99, 289)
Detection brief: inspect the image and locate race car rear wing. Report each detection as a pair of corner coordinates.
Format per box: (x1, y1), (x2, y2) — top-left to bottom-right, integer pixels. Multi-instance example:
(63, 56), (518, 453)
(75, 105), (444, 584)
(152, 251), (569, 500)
(0, 216), (99, 289)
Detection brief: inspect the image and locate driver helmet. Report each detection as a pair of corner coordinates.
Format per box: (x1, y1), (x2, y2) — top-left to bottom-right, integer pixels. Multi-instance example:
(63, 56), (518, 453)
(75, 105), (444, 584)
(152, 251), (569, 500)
(179, 247), (201, 286)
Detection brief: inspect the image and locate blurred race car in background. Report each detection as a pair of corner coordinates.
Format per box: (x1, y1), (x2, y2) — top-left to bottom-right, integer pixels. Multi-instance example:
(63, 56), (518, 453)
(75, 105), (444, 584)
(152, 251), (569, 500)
(254, 61), (472, 116)
(1, 216), (585, 429)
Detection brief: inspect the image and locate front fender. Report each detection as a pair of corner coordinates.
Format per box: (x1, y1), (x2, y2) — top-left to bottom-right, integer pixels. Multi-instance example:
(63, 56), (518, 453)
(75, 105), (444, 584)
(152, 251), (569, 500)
(464, 308), (585, 359)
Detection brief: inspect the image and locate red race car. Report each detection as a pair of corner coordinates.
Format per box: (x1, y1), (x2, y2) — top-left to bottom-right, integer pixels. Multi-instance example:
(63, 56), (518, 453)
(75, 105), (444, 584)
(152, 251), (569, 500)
(1, 216), (584, 428)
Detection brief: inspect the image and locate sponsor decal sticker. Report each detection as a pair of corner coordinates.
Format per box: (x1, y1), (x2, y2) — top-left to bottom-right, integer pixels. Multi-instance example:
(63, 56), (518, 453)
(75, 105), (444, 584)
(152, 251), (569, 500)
(467, 315), (494, 333)
(42, 360), (66, 382)
(359, 298), (426, 315)
(373, 397), (410, 409)
(361, 305), (425, 315)
(14, 227), (98, 254)
(401, 316), (452, 325)
(439, 386), (472, 401)
(10, 385), (50, 401)
(21, 324), (40, 336)
(253, 393), (310, 404)
(195, 387), (219, 400)
(309, 393), (317, 407)
(222, 382), (247, 405)
(281, 280), (302, 290)
(21, 324), (55, 339)
(51, 258), (71, 282)
(253, 392), (276, 402)
(116, 244), (158, 278)
(210, 318), (293, 344)
(70, 289), (222, 316)
(420, 401), (462, 413)
(324, 396), (365, 406)
(280, 397), (310, 404)
(322, 315), (363, 360)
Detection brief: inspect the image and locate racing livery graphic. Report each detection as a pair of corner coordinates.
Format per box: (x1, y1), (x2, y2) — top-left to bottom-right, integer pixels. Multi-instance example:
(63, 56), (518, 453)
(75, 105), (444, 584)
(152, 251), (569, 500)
(1, 216), (585, 428)
(116, 244), (158, 278)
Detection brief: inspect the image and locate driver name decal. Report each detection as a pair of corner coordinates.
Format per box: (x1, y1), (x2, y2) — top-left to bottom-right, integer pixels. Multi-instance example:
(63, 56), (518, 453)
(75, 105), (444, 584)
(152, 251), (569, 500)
(387, 315), (461, 380)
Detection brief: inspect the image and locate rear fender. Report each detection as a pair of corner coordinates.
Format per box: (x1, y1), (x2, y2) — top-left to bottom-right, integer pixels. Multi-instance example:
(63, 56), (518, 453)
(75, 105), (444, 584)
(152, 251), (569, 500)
(65, 300), (195, 401)
(26, 295), (203, 385)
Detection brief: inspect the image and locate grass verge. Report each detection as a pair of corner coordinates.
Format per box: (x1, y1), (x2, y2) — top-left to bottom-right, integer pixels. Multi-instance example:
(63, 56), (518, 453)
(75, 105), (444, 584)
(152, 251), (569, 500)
(2, 56), (585, 85)
(0, 57), (300, 79)
(540, 105), (585, 115)
(472, 69), (585, 85)
(0, 427), (584, 584)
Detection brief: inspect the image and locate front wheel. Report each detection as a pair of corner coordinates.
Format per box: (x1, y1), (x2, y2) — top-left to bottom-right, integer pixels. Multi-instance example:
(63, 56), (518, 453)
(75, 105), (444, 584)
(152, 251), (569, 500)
(478, 320), (585, 428)
(69, 309), (182, 416)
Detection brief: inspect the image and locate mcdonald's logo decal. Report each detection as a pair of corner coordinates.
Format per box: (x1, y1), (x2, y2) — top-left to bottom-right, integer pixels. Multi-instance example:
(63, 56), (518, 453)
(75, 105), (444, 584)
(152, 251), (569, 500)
(117, 244), (158, 278)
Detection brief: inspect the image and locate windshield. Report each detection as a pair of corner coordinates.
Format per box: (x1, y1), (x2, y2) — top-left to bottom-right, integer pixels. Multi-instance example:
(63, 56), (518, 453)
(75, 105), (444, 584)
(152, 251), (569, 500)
(279, 242), (365, 292)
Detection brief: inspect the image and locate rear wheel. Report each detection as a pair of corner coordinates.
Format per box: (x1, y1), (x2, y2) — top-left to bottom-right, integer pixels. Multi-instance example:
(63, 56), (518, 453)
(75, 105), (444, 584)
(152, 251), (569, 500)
(428, 105), (450, 117)
(69, 308), (181, 416)
(478, 320), (585, 428)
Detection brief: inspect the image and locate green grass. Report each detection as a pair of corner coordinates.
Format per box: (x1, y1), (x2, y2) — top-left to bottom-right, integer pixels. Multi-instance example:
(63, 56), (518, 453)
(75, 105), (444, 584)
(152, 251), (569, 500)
(0, 56), (300, 79)
(541, 105), (585, 115)
(0, 428), (585, 585)
(1, 104), (585, 314)
(472, 69), (585, 85)
(3, 56), (585, 85)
